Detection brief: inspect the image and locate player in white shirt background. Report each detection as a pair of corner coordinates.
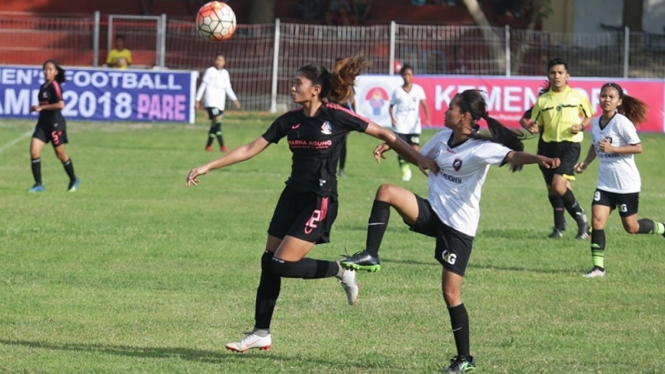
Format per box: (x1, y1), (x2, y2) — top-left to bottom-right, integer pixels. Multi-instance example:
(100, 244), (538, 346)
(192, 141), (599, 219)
(574, 82), (665, 278)
(341, 90), (559, 373)
(389, 64), (430, 181)
(195, 54), (241, 152)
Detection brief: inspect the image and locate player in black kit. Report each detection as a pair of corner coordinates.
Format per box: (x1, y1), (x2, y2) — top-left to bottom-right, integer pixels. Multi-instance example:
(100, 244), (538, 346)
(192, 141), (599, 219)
(28, 60), (80, 193)
(185, 55), (438, 353)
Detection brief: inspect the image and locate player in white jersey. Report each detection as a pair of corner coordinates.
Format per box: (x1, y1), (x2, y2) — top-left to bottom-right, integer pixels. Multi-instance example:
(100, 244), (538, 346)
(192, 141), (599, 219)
(341, 90), (559, 373)
(574, 82), (665, 278)
(195, 54), (241, 152)
(389, 64), (430, 181)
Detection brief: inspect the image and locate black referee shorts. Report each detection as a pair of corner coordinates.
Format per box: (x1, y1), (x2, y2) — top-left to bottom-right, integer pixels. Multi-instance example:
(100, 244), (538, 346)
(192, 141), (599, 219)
(537, 138), (580, 185)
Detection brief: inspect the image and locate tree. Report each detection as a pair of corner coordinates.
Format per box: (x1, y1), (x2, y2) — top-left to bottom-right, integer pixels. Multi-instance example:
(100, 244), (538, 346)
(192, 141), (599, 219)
(249, 0), (276, 24)
(459, 0), (551, 75)
(622, 0), (643, 31)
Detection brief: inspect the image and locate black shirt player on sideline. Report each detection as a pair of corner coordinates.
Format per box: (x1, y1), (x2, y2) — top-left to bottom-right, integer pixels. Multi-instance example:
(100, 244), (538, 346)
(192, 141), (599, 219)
(28, 60), (80, 193)
(185, 55), (438, 353)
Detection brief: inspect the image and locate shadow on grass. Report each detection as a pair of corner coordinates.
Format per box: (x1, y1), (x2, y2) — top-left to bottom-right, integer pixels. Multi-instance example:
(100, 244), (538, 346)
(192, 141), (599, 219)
(469, 262), (577, 275)
(0, 339), (389, 370)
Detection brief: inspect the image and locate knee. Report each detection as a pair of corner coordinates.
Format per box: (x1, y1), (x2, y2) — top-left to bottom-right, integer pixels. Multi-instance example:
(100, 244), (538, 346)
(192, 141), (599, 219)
(623, 222), (640, 234)
(551, 183), (567, 196)
(442, 287), (461, 307)
(375, 184), (397, 202)
(592, 216), (605, 230)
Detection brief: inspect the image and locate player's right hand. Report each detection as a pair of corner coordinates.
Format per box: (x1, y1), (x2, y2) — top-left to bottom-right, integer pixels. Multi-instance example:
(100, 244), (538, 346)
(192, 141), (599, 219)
(373, 143), (391, 164)
(574, 162), (587, 173)
(186, 166), (208, 187)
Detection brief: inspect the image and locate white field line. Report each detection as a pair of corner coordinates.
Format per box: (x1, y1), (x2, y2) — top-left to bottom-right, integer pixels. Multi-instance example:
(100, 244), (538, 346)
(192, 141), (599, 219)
(0, 130), (31, 154)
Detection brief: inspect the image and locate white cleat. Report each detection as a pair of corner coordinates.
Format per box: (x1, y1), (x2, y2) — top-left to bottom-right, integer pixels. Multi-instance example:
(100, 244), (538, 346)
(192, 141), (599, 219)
(582, 267), (606, 278)
(339, 269), (360, 305)
(225, 332), (272, 353)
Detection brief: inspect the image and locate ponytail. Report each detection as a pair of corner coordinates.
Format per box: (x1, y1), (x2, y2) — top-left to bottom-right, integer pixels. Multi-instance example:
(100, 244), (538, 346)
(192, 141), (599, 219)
(619, 94), (648, 125)
(329, 55), (371, 103)
(457, 90), (526, 171)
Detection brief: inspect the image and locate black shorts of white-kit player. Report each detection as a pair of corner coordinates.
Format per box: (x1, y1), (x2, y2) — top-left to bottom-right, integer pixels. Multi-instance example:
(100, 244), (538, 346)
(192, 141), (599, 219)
(267, 186), (339, 244)
(397, 132), (421, 146)
(592, 189), (639, 217)
(408, 194), (474, 276)
(206, 107), (223, 119)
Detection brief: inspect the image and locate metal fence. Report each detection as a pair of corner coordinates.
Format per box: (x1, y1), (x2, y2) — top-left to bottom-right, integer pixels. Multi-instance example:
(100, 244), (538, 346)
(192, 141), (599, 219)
(2, 11), (665, 112)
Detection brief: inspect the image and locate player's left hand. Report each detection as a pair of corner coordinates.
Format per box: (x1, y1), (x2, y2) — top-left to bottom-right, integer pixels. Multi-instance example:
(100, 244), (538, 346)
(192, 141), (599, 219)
(539, 156), (560, 169)
(30, 105), (41, 112)
(234, 100), (241, 109)
(571, 124), (584, 134)
(417, 156), (439, 176)
(186, 166), (208, 187)
(373, 143), (391, 164)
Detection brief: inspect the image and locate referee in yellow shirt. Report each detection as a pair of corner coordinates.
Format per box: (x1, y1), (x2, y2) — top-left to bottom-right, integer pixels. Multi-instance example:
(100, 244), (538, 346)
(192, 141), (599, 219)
(106, 35), (132, 69)
(529, 58), (593, 239)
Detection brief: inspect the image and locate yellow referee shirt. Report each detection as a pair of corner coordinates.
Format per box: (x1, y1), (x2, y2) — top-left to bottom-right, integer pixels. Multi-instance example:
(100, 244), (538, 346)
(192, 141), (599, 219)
(106, 48), (132, 69)
(530, 86), (593, 143)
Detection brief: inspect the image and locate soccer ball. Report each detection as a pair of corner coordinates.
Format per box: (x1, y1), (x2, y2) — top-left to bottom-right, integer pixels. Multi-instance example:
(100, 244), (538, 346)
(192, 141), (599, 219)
(196, 2), (236, 41)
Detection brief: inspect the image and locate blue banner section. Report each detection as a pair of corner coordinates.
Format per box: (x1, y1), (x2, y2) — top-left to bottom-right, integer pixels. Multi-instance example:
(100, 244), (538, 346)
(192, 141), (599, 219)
(0, 66), (198, 123)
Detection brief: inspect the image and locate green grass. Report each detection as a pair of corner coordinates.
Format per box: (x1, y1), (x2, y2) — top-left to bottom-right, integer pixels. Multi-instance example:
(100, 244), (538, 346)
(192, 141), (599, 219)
(1, 114), (664, 373)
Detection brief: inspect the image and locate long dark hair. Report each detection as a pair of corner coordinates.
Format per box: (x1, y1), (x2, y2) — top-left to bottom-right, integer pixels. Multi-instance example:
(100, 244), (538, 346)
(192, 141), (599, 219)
(298, 55), (370, 104)
(43, 60), (66, 84)
(457, 90), (527, 172)
(601, 82), (648, 125)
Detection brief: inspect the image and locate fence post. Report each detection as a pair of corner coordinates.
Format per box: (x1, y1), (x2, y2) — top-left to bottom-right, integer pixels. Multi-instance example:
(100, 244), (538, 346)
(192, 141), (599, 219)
(156, 14), (166, 68)
(270, 19), (281, 113)
(623, 26), (629, 78)
(505, 25), (511, 77)
(93, 11), (100, 67)
(389, 21), (396, 75)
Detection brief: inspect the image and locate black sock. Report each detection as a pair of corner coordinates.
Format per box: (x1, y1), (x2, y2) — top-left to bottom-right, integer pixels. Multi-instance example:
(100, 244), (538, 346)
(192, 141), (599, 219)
(448, 303), (470, 357)
(271, 256), (340, 279)
(366, 200), (391, 257)
(591, 229), (605, 270)
(254, 250), (281, 330)
(561, 189), (585, 222)
(548, 194), (566, 230)
(62, 158), (76, 182)
(206, 125), (216, 147)
(637, 218), (655, 234)
(213, 122), (224, 147)
(31, 157), (42, 185)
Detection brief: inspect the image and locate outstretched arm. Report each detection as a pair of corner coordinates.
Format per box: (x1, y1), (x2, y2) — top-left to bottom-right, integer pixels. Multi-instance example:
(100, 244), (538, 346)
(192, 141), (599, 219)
(505, 151), (560, 169)
(364, 122), (438, 174)
(186, 136), (271, 186)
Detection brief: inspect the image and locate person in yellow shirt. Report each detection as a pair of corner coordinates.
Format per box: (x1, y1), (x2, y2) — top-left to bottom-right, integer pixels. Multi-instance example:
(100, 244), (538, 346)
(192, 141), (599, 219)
(529, 58), (593, 239)
(106, 35), (132, 69)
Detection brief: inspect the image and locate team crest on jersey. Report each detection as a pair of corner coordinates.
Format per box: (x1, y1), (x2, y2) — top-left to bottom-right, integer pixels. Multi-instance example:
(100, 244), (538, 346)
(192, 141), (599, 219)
(320, 121), (332, 135)
(453, 158), (463, 171)
(42, 92), (48, 99)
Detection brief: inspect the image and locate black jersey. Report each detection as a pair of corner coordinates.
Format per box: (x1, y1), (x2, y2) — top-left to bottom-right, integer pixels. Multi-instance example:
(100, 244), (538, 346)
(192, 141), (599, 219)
(262, 103), (370, 196)
(37, 80), (65, 125)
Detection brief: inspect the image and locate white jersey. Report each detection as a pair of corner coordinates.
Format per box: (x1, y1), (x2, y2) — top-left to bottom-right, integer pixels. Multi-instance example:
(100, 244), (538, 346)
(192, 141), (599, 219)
(195, 67), (238, 111)
(590, 112), (641, 193)
(390, 84), (426, 134)
(420, 128), (511, 237)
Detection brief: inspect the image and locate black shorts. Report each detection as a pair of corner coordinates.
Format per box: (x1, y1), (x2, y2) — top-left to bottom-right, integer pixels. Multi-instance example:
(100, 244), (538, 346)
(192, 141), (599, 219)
(33, 122), (68, 147)
(407, 194), (474, 276)
(397, 133), (421, 146)
(206, 107), (223, 120)
(267, 186), (339, 244)
(537, 138), (580, 184)
(592, 189), (639, 217)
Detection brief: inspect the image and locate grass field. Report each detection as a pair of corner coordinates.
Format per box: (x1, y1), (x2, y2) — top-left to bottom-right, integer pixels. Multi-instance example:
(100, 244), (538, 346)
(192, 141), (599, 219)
(1, 113), (665, 373)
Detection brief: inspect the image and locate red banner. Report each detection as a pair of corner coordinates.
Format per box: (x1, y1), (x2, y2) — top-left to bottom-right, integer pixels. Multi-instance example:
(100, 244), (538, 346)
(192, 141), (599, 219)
(355, 75), (664, 132)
